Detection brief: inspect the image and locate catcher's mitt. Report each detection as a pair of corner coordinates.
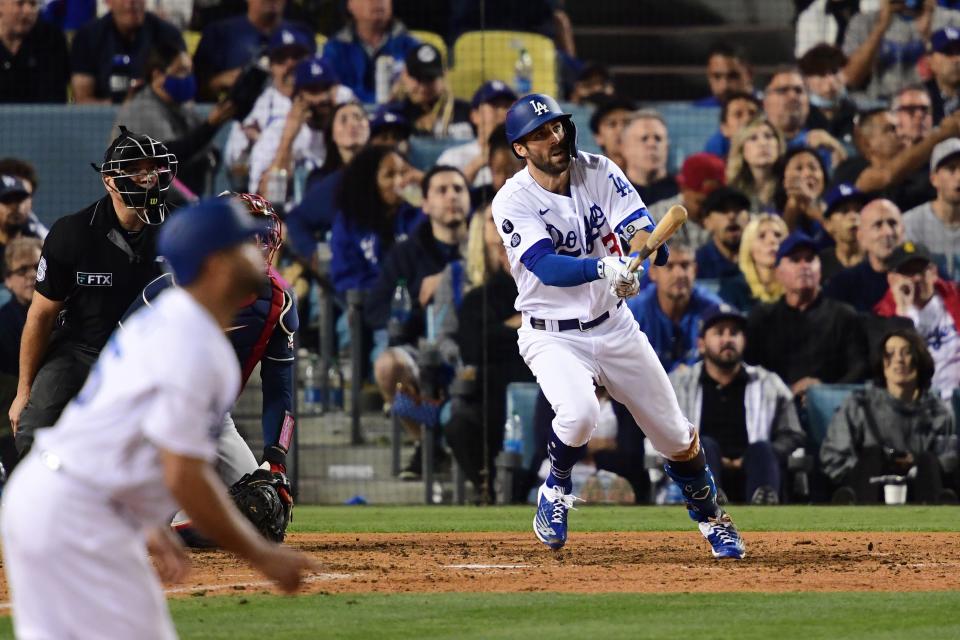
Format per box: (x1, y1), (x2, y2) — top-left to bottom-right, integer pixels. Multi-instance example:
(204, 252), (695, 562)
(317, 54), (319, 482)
(228, 469), (293, 542)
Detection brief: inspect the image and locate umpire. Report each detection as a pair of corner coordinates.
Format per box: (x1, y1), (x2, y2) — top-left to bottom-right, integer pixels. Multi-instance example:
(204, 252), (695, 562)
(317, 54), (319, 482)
(7, 127), (178, 455)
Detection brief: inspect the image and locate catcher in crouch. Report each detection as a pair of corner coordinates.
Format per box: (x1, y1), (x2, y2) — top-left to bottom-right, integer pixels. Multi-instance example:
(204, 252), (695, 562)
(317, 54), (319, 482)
(121, 192), (299, 546)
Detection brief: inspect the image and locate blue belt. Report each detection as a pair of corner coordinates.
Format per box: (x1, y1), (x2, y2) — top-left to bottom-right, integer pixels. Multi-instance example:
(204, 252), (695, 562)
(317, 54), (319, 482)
(530, 300), (623, 332)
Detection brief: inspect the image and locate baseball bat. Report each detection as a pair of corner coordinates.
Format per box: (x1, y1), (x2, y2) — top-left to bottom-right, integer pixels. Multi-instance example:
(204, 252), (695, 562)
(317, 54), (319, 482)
(627, 204), (688, 273)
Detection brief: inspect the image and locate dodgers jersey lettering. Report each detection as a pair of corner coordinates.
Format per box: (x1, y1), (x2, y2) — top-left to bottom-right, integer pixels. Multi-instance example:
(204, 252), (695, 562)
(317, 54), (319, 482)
(491, 151), (653, 321)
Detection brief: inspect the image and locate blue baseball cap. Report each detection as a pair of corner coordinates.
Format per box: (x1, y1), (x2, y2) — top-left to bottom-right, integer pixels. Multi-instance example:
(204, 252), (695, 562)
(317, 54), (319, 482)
(294, 56), (338, 92)
(158, 197), (268, 285)
(823, 183), (868, 217)
(699, 303), (747, 337)
(932, 27), (960, 54)
(369, 107), (412, 138)
(471, 80), (517, 109)
(775, 230), (818, 265)
(268, 28), (314, 57)
(0, 175), (29, 201)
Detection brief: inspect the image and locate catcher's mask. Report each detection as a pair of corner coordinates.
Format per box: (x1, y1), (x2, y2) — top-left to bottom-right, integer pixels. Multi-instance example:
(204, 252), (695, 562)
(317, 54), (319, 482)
(95, 126), (178, 225)
(219, 191), (283, 267)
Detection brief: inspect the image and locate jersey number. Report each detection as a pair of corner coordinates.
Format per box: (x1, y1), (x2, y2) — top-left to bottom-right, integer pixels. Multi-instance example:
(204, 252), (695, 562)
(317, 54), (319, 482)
(608, 173), (633, 198)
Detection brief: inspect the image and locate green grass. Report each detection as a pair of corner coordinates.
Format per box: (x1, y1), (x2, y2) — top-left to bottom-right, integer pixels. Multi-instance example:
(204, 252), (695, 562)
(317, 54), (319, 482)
(288, 505), (960, 533)
(3, 592), (955, 640)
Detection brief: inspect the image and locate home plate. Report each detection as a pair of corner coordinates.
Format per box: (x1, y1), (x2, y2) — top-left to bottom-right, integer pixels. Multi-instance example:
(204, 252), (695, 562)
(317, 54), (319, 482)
(444, 564), (530, 570)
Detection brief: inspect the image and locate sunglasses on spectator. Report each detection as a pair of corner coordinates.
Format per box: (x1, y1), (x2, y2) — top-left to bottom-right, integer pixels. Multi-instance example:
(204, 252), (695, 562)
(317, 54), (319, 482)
(8, 265), (37, 277)
(769, 85), (805, 96)
(895, 105), (931, 116)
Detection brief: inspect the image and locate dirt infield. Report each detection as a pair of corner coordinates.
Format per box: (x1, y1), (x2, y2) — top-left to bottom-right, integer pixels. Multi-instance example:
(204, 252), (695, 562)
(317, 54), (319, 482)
(9, 531), (954, 602)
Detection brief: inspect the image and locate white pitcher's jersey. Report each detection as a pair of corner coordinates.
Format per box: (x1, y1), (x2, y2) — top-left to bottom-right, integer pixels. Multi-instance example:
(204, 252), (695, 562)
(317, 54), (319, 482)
(492, 150), (653, 321)
(33, 287), (239, 528)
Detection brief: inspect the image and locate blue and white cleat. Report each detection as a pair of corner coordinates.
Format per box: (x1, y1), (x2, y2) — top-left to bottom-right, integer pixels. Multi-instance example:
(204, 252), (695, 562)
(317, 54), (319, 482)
(533, 482), (582, 550)
(698, 511), (746, 559)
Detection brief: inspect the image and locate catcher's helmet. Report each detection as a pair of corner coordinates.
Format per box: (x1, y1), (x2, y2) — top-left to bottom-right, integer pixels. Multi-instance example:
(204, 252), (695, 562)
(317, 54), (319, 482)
(219, 191), (283, 266)
(96, 126), (178, 225)
(504, 93), (577, 159)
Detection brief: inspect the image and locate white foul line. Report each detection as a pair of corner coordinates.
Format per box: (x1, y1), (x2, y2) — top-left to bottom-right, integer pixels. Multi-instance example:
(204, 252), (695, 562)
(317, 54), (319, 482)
(443, 564), (530, 570)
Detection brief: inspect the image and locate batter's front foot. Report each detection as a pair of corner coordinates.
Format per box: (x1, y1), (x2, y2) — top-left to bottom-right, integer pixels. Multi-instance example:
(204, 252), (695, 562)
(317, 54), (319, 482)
(697, 511), (746, 559)
(533, 482), (582, 550)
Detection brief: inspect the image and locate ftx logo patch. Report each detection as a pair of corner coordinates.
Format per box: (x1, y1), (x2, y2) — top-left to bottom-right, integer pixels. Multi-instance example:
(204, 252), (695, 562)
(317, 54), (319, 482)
(77, 272), (113, 286)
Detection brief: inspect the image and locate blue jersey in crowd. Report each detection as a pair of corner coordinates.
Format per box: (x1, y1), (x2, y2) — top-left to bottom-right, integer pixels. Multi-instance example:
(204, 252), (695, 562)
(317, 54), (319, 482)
(628, 284), (723, 372)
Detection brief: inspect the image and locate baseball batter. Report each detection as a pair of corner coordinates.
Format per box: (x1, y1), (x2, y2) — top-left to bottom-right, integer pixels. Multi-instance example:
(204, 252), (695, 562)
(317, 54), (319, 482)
(493, 94), (745, 558)
(1, 198), (313, 639)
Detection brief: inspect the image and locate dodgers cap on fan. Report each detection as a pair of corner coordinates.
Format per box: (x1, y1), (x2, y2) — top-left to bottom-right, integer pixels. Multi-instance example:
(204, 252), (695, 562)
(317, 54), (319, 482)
(775, 230), (818, 265)
(405, 43), (444, 81)
(471, 80), (517, 109)
(823, 182), (869, 217)
(294, 56), (338, 92)
(932, 27), (960, 54)
(0, 175), (29, 201)
(699, 303), (747, 337)
(267, 28), (314, 56)
(158, 197), (268, 285)
(369, 106), (412, 138)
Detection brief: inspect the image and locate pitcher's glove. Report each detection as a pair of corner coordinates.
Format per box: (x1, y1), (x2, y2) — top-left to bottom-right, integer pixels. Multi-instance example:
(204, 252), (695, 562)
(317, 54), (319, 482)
(598, 256), (641, 298)
(228, 469), (293, 542)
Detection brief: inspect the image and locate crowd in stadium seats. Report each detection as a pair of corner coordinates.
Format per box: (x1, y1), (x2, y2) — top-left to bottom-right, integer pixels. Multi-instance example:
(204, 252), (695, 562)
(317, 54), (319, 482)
(2, 0), (960, 505)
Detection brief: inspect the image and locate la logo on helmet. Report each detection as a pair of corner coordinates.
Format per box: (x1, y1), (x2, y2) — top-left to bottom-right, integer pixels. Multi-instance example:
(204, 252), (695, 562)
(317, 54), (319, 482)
(530, 100), (550, 116)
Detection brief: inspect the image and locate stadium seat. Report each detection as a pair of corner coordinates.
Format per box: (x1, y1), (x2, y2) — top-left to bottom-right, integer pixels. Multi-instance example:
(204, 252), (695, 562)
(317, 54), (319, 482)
(410, 30), (448, 67)
(407, 136), (462, 170)
(805, 384), (862, 449)
(448, 30), (557, 101)
(184, 30), (201, 57)
(505, 382), (540, 469)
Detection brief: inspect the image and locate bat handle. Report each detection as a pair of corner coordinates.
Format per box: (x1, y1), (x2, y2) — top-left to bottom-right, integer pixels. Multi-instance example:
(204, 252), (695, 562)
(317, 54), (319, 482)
(628, 246), (654, 273)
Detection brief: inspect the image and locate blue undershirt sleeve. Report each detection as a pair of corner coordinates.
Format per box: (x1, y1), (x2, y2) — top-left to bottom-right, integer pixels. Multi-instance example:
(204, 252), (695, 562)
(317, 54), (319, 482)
(519, 239), (602, 287)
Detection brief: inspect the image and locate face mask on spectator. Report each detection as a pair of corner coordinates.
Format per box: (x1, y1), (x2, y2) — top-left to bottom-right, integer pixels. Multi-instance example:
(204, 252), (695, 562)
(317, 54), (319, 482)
(163, 74), (197, 104)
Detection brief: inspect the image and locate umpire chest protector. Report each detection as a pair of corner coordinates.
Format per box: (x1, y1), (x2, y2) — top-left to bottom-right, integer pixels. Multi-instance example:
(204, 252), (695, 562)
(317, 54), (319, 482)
(35, 196), (162, 353)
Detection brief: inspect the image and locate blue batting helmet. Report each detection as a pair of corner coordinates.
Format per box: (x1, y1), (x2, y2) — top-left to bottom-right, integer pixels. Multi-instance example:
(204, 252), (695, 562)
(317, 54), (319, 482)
(504, 93), (577, 158)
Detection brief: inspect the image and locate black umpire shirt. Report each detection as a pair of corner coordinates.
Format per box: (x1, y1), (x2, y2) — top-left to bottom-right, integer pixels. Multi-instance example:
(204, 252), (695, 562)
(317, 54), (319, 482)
(34, 196), (162, 353)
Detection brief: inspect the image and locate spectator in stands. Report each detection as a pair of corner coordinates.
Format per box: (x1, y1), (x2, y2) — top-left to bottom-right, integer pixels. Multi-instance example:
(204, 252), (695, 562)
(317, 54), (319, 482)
(892, 85), (935, 148)
(70, 0), (185, 104)
(799, 43), (857, 145)
(328, 145), (423, 295)
(904, 138), (960, 278)
(820, 183), (868, 282)
(385, 43), (472, 139)
(627, 241), (723, 373)
(368, 166), (470, 478)
(671, 304), (804, 504)
(0, 159), (46, 240)
(795, 0), (861, 62)
(569, 62), (615, 106)
(322, 0), (419, 104)
(194, 0), (312, 101)
(773, 146), (830, 248)
(649, 152), (725, 249)
(308, 100), (369, 185)
(875, 241), (960, 396)
(368, 106), (413, 151)
(703, 91), (761, 159)
(821, 328), (958, 504)
(0, 0), (69, 102)
(927, 27), (960, 125)
(726, 116), (785, 212)
(588, 95), (635, 172)
(0, 175), (36, 267)
(696, 186), (750, 280)
(436, 80), (517, 188)
(746, 231), (868, 398)
(843, 0), (960, 101)
(112, 43), (235, 197)
(695, 42), (755, 108)
(621, 109), (677, 208)
(249, 56), (344, 198)
(825, 198), (903, 312)
(223, 28), (317, 191)
(718, 213), (788, 312)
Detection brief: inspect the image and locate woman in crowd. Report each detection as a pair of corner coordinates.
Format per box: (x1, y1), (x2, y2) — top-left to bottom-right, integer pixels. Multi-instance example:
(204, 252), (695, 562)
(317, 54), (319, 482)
(719, 214), (788, 311)
(726, 116), (785, 212)
(821, 329), (958, 504)
(306, 101), (370, 187)
(773, 146), (831, 248)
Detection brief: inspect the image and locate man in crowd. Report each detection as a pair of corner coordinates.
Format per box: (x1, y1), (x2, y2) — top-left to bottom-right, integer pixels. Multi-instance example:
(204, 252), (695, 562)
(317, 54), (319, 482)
(385, 43), (472, 139)
(746, 231), (868, 400)
(670, 305), (804, 505)
(695, 186), (750, 280)
(589, 95), (635, 171)
(925, 26), (960, 125)
(703, 91), (761, 159)
(764, 66), (846, 165)
(568, 62), (615, 106)
(0, 175), (36, 268)
(799, 43), (857, 144)
(825, 198), (903, 312)
(437, 80), (517, 187)
(627, 242), (723, 373)
(649, 152), (725, 250)
(70, 0), (185, 103)
(0, 158), (47, 240)
(694, 42), (755, 108)
(621, 109), (677, 208)
(819, 183), (868, 283)
(0, 0), (69, 102)
(903, 137), (960, 279)
(893, 85), (934, 145)
(194, 0), (313, 101)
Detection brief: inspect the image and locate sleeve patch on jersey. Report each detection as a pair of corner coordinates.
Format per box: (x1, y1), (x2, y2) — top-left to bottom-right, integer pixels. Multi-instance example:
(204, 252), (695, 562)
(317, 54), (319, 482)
(36, 256), (47, 282)
(501, 219), (514, 234)
(510, 233), (521, 248)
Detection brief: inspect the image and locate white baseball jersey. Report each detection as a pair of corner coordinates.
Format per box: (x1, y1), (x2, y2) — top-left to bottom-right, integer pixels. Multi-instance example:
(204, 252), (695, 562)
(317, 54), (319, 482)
(491, 150), (653, 321)
(31, 287), (239, 528)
